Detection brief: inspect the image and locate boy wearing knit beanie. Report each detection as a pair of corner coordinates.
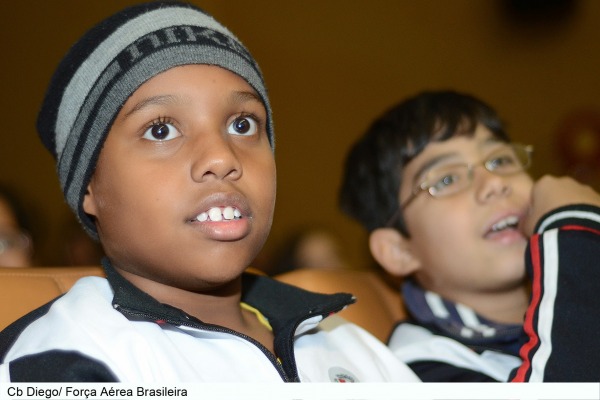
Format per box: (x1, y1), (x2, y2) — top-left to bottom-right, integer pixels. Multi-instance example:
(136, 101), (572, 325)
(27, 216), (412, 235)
(0, 1), (419, 383)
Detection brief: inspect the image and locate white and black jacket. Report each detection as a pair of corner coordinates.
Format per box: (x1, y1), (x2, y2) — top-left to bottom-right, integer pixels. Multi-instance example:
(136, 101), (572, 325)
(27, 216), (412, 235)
(0, 259), (419, 383)
(389, 204), (600, 382)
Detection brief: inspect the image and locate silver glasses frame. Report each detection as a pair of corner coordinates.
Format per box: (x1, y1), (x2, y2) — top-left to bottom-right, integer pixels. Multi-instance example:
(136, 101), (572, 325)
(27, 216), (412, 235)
(386, 143), (533, 228)
(0, 231), (31, 256)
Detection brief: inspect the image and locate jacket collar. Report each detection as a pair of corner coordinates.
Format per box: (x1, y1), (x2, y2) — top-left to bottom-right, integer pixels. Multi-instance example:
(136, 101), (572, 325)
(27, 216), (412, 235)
(103, 258), (355, 327)
(102, 258), (356, 380)
(401, 279), (525, 355)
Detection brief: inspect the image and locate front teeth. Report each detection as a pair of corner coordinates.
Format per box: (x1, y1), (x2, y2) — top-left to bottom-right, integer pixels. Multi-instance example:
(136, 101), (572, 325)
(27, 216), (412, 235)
(196, 207), (242, 222)
(223, 207), (234, 220)
(491, 216), (519, 232)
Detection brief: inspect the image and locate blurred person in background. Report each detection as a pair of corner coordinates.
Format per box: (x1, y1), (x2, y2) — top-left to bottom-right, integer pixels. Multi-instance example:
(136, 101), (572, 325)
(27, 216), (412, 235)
(0, 185), (34, 267)
(266, 227), (350, 275)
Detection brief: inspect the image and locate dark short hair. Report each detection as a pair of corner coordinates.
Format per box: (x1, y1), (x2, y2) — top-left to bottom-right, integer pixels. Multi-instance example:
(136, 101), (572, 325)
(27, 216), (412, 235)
(338, 90), (510, 236)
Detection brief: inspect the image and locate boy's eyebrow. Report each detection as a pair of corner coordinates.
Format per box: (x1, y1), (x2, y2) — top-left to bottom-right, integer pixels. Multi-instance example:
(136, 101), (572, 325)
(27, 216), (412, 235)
(228, 90), (262, 106)
(123, 95), (180, 118)
(123, 91), (261, 120)
(411, 154), (458, 184)
(481, 138), (504, 148)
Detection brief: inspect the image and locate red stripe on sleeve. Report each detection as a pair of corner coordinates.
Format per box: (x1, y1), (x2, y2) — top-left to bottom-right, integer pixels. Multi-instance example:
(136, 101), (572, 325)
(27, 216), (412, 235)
(561, 224), (600, 236)
(512, 234), (543, 382)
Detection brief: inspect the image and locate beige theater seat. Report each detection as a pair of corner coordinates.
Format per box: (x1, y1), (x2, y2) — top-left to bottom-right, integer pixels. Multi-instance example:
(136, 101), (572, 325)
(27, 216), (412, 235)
(0, 266), (105, 331)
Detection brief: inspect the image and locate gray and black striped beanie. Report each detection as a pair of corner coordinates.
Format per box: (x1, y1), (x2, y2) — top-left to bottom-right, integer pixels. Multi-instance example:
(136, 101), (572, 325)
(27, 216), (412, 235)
(36, 1), (273, 240)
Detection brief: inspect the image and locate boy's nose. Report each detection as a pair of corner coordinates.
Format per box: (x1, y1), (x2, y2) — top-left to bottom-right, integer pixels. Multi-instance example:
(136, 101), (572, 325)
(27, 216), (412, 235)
(474, 167), (511, 203)
(189, 133), (242, 182)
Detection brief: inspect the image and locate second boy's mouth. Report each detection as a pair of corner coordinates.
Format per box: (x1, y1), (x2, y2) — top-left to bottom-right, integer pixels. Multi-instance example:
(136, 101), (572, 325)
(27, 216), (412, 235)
(490, 216), (519, 233)
(483, 214), (525, 241)
(195, 206), (243, 222)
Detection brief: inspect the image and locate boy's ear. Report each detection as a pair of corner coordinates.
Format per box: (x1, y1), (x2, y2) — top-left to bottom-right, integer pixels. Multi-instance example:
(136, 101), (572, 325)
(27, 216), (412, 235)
(82, 184), (98, 217)
(369, 228), (421, 277)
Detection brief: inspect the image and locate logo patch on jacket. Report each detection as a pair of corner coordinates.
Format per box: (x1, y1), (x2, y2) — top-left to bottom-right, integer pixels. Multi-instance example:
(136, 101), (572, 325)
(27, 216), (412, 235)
(328, 367), (359, 382)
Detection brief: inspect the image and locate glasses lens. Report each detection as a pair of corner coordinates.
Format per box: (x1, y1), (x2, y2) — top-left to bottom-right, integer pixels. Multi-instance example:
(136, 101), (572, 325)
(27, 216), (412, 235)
(0, 231), (30, 254)
(485, 144), (531, 174)
(426, 165), (471, 197)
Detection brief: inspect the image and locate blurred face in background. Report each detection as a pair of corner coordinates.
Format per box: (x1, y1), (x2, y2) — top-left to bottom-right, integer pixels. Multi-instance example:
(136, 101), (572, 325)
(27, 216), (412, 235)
(0, 197), (32, 267)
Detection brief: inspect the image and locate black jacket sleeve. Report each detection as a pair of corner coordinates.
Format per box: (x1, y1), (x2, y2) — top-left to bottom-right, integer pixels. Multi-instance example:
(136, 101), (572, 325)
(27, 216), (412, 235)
(409, 361), (497, 382)
(510, 204), (600, 382)
(9, 350), (117, 382)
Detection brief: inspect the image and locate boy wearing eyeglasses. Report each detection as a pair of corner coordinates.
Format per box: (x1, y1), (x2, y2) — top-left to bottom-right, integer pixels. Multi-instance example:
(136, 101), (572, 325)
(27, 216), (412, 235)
(339, 90), (600, 381)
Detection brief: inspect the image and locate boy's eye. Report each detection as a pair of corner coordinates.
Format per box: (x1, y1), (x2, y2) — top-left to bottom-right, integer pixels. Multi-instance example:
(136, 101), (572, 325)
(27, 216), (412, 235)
(430, 174), (460, 193)
(487, 153), (518, 171)
(228, 115), (258, 136)
(142, 122), (181, 141)
(426, 165), (469, 196)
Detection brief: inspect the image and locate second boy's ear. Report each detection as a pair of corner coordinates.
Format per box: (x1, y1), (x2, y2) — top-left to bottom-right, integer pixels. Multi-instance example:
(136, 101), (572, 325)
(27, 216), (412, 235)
(369, 228), (421, 277)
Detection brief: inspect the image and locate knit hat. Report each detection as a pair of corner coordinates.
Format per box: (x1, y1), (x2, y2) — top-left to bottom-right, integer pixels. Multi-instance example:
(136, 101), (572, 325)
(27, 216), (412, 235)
(37, 1), (273, 240)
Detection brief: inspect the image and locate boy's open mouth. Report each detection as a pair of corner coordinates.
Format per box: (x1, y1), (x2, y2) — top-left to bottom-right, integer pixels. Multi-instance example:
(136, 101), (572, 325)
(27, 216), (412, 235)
(195, 206), (242, 222)
(490, 215), (519, 233)
(484, 215), (521, 239)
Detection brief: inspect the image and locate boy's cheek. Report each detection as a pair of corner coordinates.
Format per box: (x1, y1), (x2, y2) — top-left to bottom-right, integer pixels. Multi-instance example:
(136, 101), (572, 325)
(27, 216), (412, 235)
(508, 176), (534, 237)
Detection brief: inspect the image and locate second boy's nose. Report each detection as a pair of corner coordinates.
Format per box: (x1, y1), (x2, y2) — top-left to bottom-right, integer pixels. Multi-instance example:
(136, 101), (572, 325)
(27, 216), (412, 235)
(474, 166), (511, 203)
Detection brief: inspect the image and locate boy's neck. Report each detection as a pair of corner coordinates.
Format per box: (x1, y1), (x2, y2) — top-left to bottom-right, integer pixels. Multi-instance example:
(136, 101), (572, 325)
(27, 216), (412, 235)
(113, 266), (275, 353)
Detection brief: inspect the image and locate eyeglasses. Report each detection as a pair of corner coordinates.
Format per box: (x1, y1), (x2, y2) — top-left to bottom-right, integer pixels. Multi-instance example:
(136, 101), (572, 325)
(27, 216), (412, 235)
(0, 231), (31, 256)
(386, 143), (533, 228)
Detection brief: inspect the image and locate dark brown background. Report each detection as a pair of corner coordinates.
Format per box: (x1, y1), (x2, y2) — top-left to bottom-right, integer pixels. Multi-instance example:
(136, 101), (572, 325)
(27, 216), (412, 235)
(2, 0), (599, 268)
